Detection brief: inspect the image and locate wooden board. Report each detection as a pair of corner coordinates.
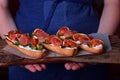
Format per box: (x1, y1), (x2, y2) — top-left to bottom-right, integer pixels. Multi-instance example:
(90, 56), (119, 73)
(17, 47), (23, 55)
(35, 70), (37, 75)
(0, 36), (120, 67)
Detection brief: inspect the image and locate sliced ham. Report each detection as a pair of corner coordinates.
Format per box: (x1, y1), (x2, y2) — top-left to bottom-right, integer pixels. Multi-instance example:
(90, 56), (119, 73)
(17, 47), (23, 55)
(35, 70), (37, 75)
(89, 39), (104, 47)
(46, 36), (62, 46)
(63, 39), (77, 47)
(32, 28), (49, 43)
(8, 30), (21, 42)
(57, 26), (77, 39)
(30, 37), (38, 47)
(56, 26), (70, 36)
(73, 33), (92, 44)
(17, 34), (30, 46)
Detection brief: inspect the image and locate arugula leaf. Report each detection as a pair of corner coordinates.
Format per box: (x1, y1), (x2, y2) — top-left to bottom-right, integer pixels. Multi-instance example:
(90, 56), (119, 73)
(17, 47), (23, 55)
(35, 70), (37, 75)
(13, 41), (20, 46)
(31, 46), (37, 50)
(38, 44), (43, 50)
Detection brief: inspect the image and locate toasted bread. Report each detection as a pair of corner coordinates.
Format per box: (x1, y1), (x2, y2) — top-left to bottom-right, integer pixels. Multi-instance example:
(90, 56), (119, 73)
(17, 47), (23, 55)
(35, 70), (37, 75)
(79, 44), (104, 54)
(43, 44), (77, 56)
(5, 39), (47, 58)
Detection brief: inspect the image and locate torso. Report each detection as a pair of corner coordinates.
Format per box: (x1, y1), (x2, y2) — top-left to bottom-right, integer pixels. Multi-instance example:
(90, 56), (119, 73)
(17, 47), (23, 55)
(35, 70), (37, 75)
(16, 0), (99, 35)
(9, 1), (108, 80)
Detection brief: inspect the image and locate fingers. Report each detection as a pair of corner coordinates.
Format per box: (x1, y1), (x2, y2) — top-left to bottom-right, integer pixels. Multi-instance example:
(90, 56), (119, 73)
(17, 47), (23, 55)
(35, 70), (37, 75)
(33, 64), (42, 71)
(64, 63), (73, 70)
(64, 63), (85, 70)
(24, 64), (46, 72)
(24, 64), (37, 72)
(40, 64), (46, 70)
(24, 63), (85, 72)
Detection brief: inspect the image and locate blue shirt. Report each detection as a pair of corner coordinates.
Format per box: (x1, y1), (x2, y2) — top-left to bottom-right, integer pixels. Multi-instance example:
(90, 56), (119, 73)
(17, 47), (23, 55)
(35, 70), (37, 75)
(15, 0), (99, 34)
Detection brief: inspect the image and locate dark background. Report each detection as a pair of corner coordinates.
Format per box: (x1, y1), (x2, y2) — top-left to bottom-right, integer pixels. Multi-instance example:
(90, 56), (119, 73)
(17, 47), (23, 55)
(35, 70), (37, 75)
(0, 0), (120, 80)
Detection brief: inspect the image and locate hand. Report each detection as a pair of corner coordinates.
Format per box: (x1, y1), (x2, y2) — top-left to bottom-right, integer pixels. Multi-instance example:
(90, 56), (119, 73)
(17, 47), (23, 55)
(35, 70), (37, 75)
(24, 64), (46, 72)
(64, 63), (85, 70)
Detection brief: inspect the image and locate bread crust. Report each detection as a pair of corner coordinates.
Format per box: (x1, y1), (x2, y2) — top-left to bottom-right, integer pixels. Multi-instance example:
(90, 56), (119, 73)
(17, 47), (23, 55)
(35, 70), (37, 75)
(5, 39), (47, 59)
(79, 45), (103, 54)
(43, 44), (78, 56)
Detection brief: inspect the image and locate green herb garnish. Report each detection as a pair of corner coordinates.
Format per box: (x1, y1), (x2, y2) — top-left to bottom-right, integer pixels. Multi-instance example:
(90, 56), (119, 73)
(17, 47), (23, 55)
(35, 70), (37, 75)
(31, 46), (37, 50)
(38, 44), (43, 50)
(13, 41), (20, 46)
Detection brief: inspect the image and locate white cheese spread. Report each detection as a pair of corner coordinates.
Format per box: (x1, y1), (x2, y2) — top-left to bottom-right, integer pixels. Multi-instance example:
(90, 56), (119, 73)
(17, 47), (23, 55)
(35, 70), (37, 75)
(64, 47), (77, 49)
(60, 36), (65, 39)
(93, 44), (103, 50)
(75, 41), (81, 45)
(19, 45), (46, 52)
(81, 44), (89, 48)
(33, 36), (38, 39)
(6, 36), (17, 43)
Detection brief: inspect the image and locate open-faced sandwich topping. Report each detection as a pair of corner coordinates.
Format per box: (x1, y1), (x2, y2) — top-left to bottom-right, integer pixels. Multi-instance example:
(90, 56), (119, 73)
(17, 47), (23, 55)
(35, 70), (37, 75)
(63, 39), (77, 48)
(46, 36), (62, 47)
(56, 26), (70, 36)
(32, 28), (49, 44)
(89, 39), (104, 50)
(56, 26), (77, 39)
(17, 33), (30, 46)
(73, 33), (92, 44)
(30, 37), (38, 47)
(5, 30), (46, 51)
(5, 30), (21, 43)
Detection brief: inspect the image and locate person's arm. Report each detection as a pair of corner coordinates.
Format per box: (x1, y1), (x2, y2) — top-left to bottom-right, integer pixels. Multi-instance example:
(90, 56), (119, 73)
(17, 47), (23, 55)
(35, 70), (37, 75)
(0, 0), (17, 39)
(98, 0), (120, 35)
(65, 0), (120, 71)
(0, 0), (47, 72)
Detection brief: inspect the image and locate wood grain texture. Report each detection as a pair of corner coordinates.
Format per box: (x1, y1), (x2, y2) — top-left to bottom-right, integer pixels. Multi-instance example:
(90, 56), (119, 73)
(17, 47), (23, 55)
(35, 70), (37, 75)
(0, 36), (120, 67)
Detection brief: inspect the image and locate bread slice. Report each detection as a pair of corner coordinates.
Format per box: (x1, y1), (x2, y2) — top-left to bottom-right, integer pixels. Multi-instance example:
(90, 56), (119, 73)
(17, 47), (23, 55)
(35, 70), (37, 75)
(5, 39), (47, 59)
(79, 44), (103, 54)
(43, 44), (78, 56)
